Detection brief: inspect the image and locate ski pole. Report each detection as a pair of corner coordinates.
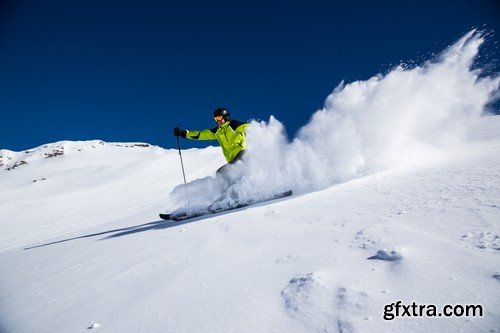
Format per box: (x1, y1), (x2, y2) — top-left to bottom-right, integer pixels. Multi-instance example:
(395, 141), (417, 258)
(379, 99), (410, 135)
(176, 136), (190, 203)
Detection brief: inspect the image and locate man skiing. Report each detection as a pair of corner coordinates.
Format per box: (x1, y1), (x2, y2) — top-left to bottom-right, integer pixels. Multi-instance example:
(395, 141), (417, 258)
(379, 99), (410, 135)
(173, 107), (249, 181)
(160, 108), (292, 221)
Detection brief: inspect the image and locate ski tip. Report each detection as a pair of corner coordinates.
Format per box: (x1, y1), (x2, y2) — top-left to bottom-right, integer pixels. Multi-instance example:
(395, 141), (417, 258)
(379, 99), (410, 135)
(159, 213), (172, 220)
(275, 189), (293, 198)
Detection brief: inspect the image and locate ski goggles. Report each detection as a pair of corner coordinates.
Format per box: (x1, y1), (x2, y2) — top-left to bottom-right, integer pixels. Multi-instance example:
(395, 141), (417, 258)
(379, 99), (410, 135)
(214, 115), (224, 121)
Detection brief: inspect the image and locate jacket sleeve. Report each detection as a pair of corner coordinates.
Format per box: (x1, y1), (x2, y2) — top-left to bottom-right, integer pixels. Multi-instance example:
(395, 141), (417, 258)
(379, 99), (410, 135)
(185, 128), (217, 140)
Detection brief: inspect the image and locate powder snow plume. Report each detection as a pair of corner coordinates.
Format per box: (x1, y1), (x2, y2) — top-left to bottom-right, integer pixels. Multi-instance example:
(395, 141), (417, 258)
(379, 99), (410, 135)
(173, 30), (499, 207)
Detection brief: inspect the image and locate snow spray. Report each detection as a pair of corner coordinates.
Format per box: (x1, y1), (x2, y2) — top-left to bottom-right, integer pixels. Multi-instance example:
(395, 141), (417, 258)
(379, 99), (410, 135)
(172, 30), (499, 207)
(241, 29), (499, 195)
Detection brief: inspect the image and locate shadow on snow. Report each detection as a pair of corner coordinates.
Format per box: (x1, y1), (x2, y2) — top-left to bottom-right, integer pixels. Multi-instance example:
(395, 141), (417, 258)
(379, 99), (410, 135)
(23, 205), (256, 250)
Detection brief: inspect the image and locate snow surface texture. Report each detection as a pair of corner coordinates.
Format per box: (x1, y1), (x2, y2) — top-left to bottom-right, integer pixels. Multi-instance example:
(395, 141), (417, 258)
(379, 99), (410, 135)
(0, 30), (499, 332)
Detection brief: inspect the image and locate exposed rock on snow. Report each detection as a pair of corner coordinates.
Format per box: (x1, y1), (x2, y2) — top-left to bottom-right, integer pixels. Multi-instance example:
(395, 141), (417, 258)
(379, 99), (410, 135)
(6, 160), (28, 170)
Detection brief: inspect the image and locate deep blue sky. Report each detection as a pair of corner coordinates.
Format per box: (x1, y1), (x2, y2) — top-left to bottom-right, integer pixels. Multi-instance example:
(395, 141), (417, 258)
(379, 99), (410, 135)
(0, 0), (498, 151)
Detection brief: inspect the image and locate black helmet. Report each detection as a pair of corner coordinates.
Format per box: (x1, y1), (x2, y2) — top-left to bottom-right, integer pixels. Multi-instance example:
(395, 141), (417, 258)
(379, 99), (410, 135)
(213, 107), (230, 120)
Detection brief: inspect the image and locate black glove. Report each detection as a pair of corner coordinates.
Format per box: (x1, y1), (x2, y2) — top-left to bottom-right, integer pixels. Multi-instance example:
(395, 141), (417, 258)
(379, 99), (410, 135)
(173, 127), (187, 138)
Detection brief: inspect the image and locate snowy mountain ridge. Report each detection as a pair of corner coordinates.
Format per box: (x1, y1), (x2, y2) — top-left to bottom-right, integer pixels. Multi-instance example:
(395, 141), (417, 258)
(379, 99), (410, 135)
(0, 140), (157, 171)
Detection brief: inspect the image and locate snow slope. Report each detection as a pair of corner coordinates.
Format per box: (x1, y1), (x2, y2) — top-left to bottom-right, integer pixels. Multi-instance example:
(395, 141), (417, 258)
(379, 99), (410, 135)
(0, 140), (225, 252)
(1, 30), (499, 333)
(0, 117), (499, 333)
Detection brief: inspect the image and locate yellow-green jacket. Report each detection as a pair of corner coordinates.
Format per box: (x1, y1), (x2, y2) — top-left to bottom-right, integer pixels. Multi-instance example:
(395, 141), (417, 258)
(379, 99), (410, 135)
(185, 120), (249, 162)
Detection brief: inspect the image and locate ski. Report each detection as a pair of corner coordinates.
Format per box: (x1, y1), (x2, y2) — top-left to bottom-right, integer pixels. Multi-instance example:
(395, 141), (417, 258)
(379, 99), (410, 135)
(159, 213), (172, 220)
(159, 190), (292, 221)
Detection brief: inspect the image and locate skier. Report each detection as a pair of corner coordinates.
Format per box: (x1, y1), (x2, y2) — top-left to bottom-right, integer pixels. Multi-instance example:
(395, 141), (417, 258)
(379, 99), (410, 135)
(160, 108), (292, 221)
(173, 107), (249, 184)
